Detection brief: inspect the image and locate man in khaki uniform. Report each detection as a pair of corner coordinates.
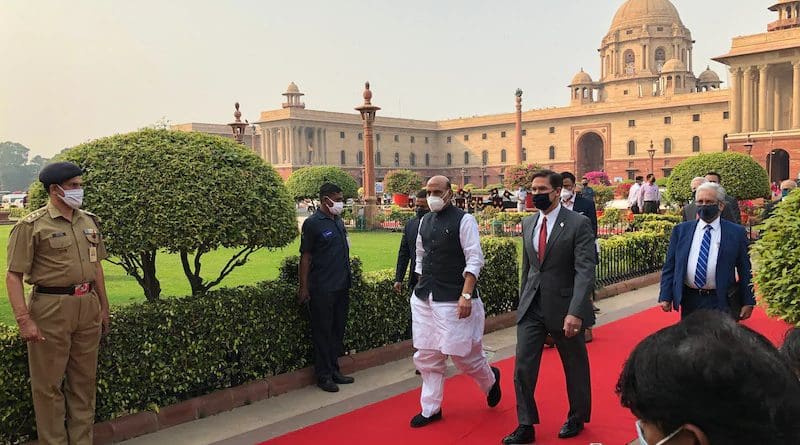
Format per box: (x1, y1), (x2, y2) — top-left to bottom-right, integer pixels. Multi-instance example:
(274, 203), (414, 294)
(6, 161), (110, 445)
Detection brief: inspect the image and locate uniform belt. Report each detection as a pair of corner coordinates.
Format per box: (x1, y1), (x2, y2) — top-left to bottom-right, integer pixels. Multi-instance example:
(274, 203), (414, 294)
(684, 285), (716, 296)
(35, 283), (93, 296)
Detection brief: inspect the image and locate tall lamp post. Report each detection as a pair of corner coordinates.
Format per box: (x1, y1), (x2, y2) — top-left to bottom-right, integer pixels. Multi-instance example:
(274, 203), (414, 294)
(461, 167), (466, 188)
(480, 165), (487, 188)
(229, 102), (247, 144)
(356, 82), (380, 228)
(647, 140), (657, 176)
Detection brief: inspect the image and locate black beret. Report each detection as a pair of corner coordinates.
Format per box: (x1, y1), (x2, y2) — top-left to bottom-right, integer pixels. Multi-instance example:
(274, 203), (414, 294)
(39, 161), (84, 188)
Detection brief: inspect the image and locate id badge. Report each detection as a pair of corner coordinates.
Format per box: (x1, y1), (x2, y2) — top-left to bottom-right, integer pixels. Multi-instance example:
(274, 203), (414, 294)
(89, 246), (98, 263)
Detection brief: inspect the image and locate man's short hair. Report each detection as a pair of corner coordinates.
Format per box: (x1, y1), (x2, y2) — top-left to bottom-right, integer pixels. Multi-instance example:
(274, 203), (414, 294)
(781, 328), (800, 377)
(532, 169), (563, 190)
(706, 171), (722, 182)
(560, 171), (577, 184)
(415, 189), (428, 199)
(780, 180), (798, 191)
(617, 311), (800, 444)
(635, 176), (644, 181)
(696, 182), (726, 202)
(690, 176), (708, 189)
(319, 183), (342, 200)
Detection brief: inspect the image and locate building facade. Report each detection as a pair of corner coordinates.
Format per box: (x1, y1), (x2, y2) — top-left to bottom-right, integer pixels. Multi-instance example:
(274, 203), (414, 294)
(177, 0), (800, 186)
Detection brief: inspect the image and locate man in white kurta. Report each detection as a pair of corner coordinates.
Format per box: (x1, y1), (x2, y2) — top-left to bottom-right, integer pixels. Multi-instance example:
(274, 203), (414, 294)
(409, 175), (501, 428)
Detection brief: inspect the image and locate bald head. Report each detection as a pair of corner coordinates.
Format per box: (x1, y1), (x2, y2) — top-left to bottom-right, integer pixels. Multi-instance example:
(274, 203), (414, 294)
(426, 175), (452, 208)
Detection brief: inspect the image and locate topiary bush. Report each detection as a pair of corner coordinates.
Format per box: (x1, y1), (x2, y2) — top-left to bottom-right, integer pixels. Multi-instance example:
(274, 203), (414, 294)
(666, 152), (770, 203)
(285, 166), (359, 201)
(383, 169), (423, 195)
(629, 213), (681, 231)
(505, 163), (544, 189)
(751, 189), (800, 325)
(590, 185), (615, 209)
(598, 207), (623, 227)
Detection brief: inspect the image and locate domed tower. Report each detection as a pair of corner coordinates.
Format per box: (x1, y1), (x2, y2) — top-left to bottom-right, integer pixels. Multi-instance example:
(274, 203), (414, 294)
(569, 69), (596, 106)
(598, 0), (695, 101)
(282, 82), (305, 109)
(768, 1), (800, 31)
(658, 58), (691, 95)
(696, 66), (722, 91)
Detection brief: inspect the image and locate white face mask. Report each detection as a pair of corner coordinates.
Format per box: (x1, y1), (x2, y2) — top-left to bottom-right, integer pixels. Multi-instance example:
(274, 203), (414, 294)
(326, 198), (344, 216)
(560, 188), (574, 201)
(57, 186), (84, 209)
(635, 420), (683, 445)
(427, 192), (450, 212)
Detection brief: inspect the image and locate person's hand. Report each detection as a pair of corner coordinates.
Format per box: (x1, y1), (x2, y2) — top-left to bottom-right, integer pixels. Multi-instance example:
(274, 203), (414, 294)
(298, 287), (310, 304)
(563, 315), (582, 338)
(660, 301), (673, 312)
(392, 282), (403, 294)
(457, 296), (472, 319)
(17, 316), (45, 343)
(100, 308), (111, 335)
(739, 305), (755, 320)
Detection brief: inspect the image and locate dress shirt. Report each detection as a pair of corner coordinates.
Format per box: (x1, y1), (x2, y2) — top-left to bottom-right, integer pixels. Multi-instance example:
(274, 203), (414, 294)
(627, 183), (642, 206)
(637, 183), (661, 210)
(532, 204), (562, 255)
(561, 195), (574, 211)
(414, 209), (485, 280)
(685, 217), (721, 289)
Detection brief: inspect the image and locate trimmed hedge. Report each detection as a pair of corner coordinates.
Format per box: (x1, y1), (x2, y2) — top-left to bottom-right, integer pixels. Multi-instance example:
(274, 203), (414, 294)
(665, 152), (770, 202)
(0, 238), (518, 444)
(629, 213), (681, 231)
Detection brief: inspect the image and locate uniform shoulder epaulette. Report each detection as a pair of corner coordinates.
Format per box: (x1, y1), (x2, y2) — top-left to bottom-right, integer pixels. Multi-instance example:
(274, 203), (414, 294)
(21, 208), (47, 224)
(81, 210), (101, 221)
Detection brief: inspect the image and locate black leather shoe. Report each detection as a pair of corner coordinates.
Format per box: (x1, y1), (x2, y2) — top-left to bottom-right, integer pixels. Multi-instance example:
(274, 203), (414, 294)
(557, 419), (584, 438)
(487, 366), (502, 407)
(317, 378), (339, 393)
(409, 410), (442, 428)
(502, 424), (535, 444)
(332, 371), (354, 384)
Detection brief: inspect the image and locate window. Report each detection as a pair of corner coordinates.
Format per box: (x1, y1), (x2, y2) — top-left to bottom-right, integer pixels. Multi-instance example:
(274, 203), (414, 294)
(521, 129), (527, 136)
(501, 131), (507, 138)
(628, 119), (636, 127)
(425, 137), (429, 144)
(626, 29), (633, 35)
(664, 116), (672, 125)
(376, 151), (381, 166)
(394, 152), (400, 166)
(655, 47), (666, 72)
(394, 135), (399, 142)
(464, 151), (470, 165)
(624, 49), (635, 75)
(662, 168), (673, 177)
(376, 134), (381, 141)
(446, 136), (452, 143)
(692, 114), (700, 122)
(657, 26), (664, 31)
(628, 140), (636, 156)
(548, 146), (555, 160)
(549, 127), (555, 134)
(498, 174), (505, 184)
(522, 147), (527, 161)
(481, 150), (489, 165)
(500, 149), (507, 163)
(357, 133), (363, 141)
(628, 170), (636, 181)
(481, 133), (487, 140)
(692, 136), (701, 152)
(340, 150), (346, 165)
(410, 152), (416, 166)
(357, 151), (364, 165)
(464, 134), (469, 141)
(339, 132), (345, 139)
(425, 153), (430, 166)
(410, 136), (415, 143)
(664, 138), (672, 154)
(446, 153), (453, 166)
(624, 90), (629, 95)
(723, 111), (730, 120)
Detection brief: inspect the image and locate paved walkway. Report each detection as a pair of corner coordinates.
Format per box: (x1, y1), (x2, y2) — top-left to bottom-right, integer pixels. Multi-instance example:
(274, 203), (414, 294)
(121, 284), (660, 445)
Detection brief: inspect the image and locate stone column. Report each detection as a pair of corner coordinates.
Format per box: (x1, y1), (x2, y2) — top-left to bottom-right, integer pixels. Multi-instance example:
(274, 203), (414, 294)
(793, 62), (800, 128)
(774, 76), (782, 131)
(281, 127), (287, 164)
(730, 67), (742, 133)
(263, 129), (270, 162)
(688, 48), (693, 72)
(758, 65), (770, 131)
(742, 67), (754, 133)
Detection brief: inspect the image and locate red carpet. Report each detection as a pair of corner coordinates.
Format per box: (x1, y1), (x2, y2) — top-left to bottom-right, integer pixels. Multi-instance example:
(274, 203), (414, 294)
(260, 308), (789, 445)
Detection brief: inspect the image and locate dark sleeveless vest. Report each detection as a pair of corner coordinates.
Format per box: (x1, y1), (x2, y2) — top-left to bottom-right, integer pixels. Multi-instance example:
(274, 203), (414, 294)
(415, 204), (474, 302)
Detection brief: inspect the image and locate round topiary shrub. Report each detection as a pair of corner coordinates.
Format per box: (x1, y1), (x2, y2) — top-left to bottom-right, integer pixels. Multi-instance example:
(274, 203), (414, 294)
(504, 163), (544, 189)
(666, 152), (770, 203)
(751, 189), (800, 325)
(383, 169), (423, 195)
(285, 166), (359, 201)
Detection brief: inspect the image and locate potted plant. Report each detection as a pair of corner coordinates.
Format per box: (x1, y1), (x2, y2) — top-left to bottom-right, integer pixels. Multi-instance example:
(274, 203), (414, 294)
(383, 169), (423, 207)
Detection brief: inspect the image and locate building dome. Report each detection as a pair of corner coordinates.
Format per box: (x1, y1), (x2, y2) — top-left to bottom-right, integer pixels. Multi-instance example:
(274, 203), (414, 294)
(285, 82), (301, 94)
(660, 58), (687, 73)
(609, 0), (683, 33)
(571, 69), (593, 85)
(698, 66), (720, 83)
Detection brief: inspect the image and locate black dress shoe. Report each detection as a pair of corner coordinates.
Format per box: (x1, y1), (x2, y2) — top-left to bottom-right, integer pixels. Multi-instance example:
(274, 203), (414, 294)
(317, 378), (339, 393)
(409, 410), (442, 428)
(557, 419), (584, 439)
(502, 424), (535, 444)
(487, 366), (502, 407)
(332, 371), (354, 384)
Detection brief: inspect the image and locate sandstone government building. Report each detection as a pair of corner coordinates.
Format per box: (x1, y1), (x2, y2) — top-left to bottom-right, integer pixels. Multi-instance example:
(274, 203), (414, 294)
(175, 0), (800, 187)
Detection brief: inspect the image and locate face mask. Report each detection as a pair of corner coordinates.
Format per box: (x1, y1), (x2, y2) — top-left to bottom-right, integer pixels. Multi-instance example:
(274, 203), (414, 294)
(696, 204), (720, 223)
(415, 208), (429, 219)
(581, 182), (589, 187)
(782, 189), (790, 198)
(635, 420), (683, 445)
(57, 186), (84, 209)
(533, 192), (553, 211)
(326, 198), (344, 216)
(427, 192), (449, 213)
(560, 188), (574, 201)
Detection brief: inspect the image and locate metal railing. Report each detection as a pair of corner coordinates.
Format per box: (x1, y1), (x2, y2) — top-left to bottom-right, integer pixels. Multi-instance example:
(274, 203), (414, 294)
(595, 237), (669, 288)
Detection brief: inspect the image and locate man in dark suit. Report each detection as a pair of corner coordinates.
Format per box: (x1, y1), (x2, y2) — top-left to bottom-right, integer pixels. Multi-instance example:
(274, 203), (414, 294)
(393, 190), (429, 293)
(705, 171), (741, 224)
(502, 170), (596, 445)
(659, 182), (755, 320)
(681, 176), (707, 222)
(559, 172), (597, 235)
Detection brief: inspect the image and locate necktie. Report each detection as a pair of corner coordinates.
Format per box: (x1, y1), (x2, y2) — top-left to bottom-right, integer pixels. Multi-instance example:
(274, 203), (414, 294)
(538, 216), (548, 263)
(694, 225), (713, 289)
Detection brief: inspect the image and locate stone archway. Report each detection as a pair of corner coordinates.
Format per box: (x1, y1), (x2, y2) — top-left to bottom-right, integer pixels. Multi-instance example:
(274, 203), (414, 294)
(577, 132), (605, 176)
(768, 149), (790, 183)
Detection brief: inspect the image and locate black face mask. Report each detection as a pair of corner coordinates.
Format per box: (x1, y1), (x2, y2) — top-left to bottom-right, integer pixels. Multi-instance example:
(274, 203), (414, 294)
(697, 204), (720, 223)
(533, 192), (553, 211)
(415, 208), (429, 219)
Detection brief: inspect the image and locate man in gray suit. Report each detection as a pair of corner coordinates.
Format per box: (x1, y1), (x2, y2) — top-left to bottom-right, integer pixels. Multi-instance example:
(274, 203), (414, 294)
(502, 170), (596, 445)
(681, 177), (708, 222)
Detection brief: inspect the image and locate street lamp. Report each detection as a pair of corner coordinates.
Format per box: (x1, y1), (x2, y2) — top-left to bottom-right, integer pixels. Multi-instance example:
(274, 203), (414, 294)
(744, 134), (754, 157)
(461, 167), (466, 188)
(647, 140), (657, 176)
(480, 165), (487, 188)
(228, 102), (247, 144)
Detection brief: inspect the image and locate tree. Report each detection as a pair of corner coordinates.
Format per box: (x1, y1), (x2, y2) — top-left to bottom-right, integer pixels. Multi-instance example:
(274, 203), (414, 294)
(383, 169), (423, 195)
(504, 163), (544, 189)
(285, 166), (359, 201)
(666, 153), (770, 203)
(30, 129), (297, 299)
(0, 141), (38, 191)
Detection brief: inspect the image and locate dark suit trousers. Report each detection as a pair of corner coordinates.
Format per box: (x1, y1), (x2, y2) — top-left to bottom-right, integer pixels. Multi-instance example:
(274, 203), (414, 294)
(308, 289), (350, 379)
(514, 304), (592, 425)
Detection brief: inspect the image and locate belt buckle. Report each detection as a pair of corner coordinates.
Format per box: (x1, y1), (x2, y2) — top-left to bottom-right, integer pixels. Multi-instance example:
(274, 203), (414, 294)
(74, 283), (90, 297)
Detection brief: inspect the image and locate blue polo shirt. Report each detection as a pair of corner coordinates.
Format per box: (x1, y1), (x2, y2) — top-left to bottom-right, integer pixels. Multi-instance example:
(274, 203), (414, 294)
(300, 210), (352, 293)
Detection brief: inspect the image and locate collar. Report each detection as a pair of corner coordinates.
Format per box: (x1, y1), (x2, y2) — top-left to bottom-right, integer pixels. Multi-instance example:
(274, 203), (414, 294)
(313, 209), (337, 221)
(698, 216), (721, 232)
(46, 201), (79, 221)
(539, 203), (562, 221)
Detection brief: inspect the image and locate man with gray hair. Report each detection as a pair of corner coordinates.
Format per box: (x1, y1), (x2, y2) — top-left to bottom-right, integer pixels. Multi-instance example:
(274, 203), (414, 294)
(763, 179), (798, 220)
(658, 181), (755, 320)
(681, 177), (708, 222)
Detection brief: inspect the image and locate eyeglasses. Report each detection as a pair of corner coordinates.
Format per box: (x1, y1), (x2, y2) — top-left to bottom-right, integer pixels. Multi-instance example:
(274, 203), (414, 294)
(635, 420), (683, 445)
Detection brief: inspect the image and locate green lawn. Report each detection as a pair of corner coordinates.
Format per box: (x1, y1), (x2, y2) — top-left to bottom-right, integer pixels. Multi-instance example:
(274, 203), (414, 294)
(0, 225), (403, 325)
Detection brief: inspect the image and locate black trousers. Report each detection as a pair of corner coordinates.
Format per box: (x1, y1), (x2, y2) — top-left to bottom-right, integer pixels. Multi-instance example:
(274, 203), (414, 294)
(308, 289), (350, 380)
(642, 201), (659, 214)
(513, 305), (592, 426)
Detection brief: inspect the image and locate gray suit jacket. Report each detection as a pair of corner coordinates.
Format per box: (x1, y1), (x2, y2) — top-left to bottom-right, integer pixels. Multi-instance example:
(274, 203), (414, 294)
(518, 208), (596, 331)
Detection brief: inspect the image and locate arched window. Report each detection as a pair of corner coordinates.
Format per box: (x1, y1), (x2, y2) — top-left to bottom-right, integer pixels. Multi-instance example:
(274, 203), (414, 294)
(410, 152), (416, 167)
(446, 153), (452, 166)
(655, 47), (666, 73)
(464, 151), (470, 165)
(666, 76), (673, 89)
(376, 151), (382, 166)
(628, 140), (636, 156)
(548, 146), (556, 160)
(663, 138), (672, 154)
(425, 153), (430, 166)
(340, 150), (346, 165)
(624, 49), (635, 75)
(500, 149), (507, 163)
(481, 150), (489, 165)
(394, 152), (400, 167)
(692, 136), (701, 152)
(357, 151), (364, 165)
(522, 147), (527, 161)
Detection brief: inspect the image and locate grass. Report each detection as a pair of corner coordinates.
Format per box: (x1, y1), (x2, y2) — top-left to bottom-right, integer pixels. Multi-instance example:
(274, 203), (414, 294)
(0, 225), (404, 325)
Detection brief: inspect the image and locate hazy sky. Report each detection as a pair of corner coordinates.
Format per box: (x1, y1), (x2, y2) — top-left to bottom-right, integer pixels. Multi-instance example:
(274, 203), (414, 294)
(0, 0), (772, 158)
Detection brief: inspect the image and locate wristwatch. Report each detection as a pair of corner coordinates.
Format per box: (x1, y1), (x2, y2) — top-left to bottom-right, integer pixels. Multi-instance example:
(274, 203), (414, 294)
(461, 293), (472, 301)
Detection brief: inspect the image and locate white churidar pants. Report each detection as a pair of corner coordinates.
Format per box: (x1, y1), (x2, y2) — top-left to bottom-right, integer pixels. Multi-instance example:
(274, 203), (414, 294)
(411, 292), (496, 417)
